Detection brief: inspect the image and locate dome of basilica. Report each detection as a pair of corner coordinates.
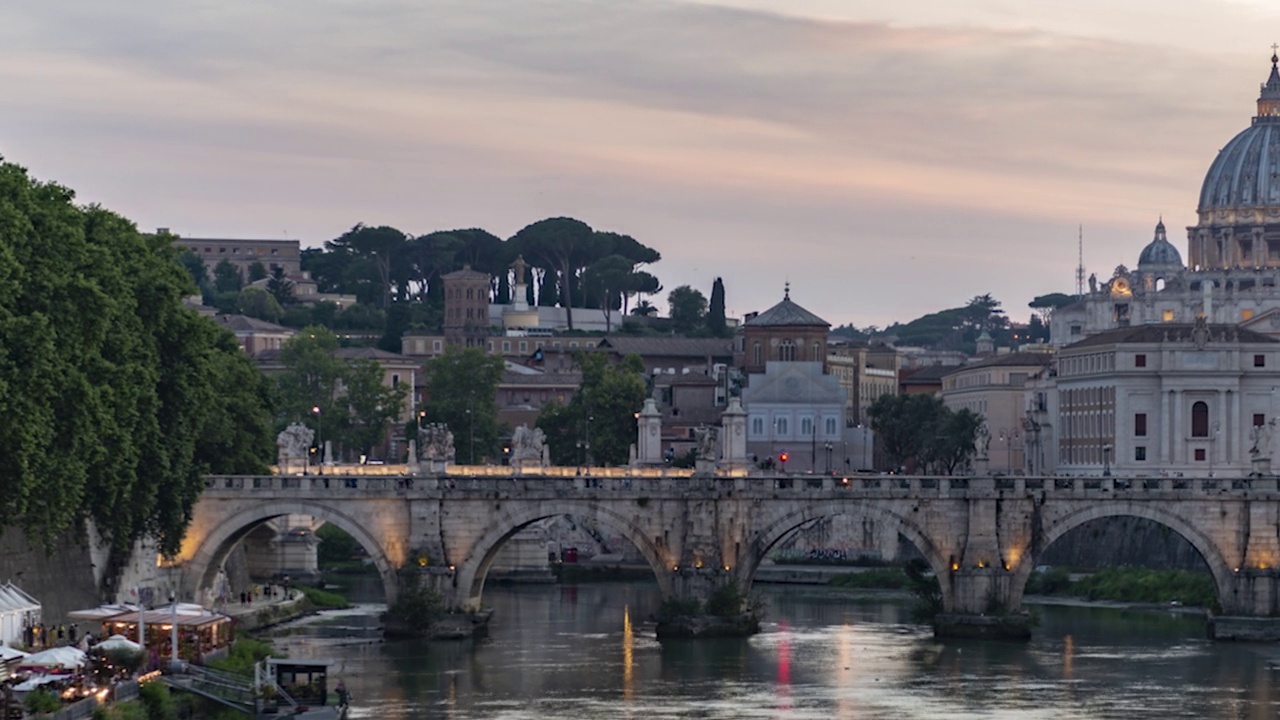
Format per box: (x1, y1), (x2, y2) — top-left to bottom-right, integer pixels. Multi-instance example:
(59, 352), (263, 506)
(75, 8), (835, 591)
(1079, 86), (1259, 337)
(1198, 53), (1280, 214)
(1137, 219), (1183, 268)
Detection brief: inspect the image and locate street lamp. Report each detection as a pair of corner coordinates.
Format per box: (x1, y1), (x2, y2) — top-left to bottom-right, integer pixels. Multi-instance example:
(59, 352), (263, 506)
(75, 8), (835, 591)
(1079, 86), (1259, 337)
(824, 442), (833, 474)
(312, 405), (323, 475)
(169, 591), (178, 666)
(1102, 443), (1112, 477)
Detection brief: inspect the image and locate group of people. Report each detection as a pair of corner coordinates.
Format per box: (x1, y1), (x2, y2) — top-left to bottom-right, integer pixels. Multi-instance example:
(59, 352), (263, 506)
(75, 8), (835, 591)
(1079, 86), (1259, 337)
(21, 622), (81, 650)
(235, 582), (294, 606)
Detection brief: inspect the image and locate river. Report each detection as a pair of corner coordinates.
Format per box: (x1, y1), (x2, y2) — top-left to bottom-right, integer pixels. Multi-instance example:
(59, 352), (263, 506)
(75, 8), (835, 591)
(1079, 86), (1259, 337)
(266, 580), (1280, 719)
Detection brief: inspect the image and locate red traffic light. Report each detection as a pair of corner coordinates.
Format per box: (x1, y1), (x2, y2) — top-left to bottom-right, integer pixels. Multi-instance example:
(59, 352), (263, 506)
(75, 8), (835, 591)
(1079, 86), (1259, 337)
(779, 452), (789, 463)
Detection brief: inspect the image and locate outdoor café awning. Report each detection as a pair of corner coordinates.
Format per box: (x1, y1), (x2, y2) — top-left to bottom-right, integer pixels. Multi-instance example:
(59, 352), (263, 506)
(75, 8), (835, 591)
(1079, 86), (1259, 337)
(67, 603), (140, 621)
(104, 605), (231, 629)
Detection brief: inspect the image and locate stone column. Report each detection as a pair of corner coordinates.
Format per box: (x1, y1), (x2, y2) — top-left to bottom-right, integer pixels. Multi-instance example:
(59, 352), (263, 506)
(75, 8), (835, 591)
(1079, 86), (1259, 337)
(635, 398), (663, 466)
(1218, 390), (1228, 469)
(1173, 390), (1184, 464)
(718, 397), (748, 472)
(1160, 390), (1171, 464)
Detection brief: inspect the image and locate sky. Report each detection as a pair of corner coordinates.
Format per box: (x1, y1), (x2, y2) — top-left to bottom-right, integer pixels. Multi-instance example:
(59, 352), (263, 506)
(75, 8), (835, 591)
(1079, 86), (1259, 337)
(3, 1), (1280, 328)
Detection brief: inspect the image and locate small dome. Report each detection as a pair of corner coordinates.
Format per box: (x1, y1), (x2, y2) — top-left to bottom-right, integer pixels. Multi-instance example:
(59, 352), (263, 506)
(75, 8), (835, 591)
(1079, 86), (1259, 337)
(1137, 219), (1183, 268)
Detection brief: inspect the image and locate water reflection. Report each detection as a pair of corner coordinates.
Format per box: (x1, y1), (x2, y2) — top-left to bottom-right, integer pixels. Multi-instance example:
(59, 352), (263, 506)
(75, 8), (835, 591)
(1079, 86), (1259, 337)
(267, 582), (1280, 719)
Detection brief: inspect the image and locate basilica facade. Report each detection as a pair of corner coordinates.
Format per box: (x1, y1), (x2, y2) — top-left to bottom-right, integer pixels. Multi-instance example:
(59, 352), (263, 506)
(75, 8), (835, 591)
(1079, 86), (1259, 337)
(1053, 53), (1280, 345)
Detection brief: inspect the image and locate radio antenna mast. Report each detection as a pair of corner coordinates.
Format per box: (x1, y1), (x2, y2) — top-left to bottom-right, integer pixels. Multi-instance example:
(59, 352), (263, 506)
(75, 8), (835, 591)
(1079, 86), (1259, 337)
(1075, 225), (1085, 297)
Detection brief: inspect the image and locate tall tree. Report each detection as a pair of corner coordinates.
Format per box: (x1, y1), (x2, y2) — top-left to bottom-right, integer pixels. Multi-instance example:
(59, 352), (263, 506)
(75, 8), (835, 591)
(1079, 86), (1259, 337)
(511, 217), (594, 330)
(342, 359), (407, 457)
(583, 254), (634, 333)
(213, 259), (243, 294)
(421, 347), (505, 464)
(537, 353), (646, 466)
(706, 277), (728, 337)
(668, 285), (708, 336)
(276, 327), (347, 452)
(0, 158), (272, 554)
(329, 224), (410, 308)
(267, 266), (295, 306)
(869, 394), (982, 475)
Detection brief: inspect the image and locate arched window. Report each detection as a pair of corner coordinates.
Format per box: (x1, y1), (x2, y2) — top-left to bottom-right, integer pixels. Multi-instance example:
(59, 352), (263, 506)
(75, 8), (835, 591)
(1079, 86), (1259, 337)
(776, 417), (789, 435)
(779, 340), (796, 362)
(825, 417), (837, 435)
(813, 342), (822, 361)
(753, 343), (762, 366)
(1192, 401), (1210, 437)
(801, 417), (813, 436)
(751, 417), (764, 435)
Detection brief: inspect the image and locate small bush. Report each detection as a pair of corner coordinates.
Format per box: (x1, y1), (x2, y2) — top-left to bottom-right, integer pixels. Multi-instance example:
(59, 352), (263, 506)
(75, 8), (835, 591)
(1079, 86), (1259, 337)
(383, 575), (445, 633)
(301, 586), (351, 609)
(25, 688), (61, 715)
(1025, 566), (1072, 595)
(208, 637), (277, 675)
(139, 680), (176, 720)
(656, 597), (702, 622)
(829, 568), (910, 590)
(705, 580), (747, 617)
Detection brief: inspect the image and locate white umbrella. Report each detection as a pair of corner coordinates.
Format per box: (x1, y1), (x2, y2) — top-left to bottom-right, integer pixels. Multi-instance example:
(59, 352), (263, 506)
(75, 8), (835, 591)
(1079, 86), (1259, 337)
(96, 635), (141, 653)
(13, 674), (63, 692)
(21, 646), (87, 669)
(0, 645), (28, 662)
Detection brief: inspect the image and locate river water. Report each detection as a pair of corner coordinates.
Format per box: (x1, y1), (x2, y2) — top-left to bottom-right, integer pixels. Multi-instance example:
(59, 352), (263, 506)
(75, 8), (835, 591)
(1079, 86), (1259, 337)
(268, 580), (1280, 720)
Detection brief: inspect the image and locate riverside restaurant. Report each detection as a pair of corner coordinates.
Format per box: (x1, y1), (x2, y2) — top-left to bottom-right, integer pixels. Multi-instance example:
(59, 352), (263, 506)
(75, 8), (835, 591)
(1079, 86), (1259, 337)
(69, 603), (234, 662)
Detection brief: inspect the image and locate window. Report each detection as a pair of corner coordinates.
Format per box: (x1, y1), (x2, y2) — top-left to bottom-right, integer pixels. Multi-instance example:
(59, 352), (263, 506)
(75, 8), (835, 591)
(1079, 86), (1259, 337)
(1256, 354), (1266, 368)
(812, 342), (822, 361)
(752, 417), (764, 435)
(1195, 448), (1207, 461)
(502, 341), (511, 353)
(1255, 413), (1267, 427)
(1191, 401), (1210, 437)
(1135, 354), (1146, 368)
(1135, 446), (1147, 461)
(779, 340), (796, 362)
(1070, 325), (1082, 336)
(776, 418), (789, 435)
(1134, 413), (1147, 437)
(519, 341), (527, 353)
(433, 340), (442, 351)
(392, 374), (400, 387)
(826, 418), (837, 435)
(800, 417), (813, 436)
(753, 343), (762, 366)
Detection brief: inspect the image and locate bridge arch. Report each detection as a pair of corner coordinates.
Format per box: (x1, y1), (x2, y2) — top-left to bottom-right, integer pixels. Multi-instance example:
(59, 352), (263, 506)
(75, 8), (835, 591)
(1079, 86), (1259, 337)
(180, 500), (399, 604)
(745, 499), (955, 611)
(1013, 503), (1237, 612)
(454, 500), (672, 610)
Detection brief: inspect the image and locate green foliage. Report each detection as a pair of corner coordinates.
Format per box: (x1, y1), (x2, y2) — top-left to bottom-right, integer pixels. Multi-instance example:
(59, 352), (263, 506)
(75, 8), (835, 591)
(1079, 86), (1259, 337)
(0, 160), (273, 553)
(139, 679), (176, 720)
(316, 522), (361, 566)
(301, 586), (351, 609)
(656, 597), (702, 622)
(667, 285), (707, 336)
(882, 293), (1011, 352)
(1029, 292), (1077, 311)
(904, 558), (943, 623)
(1070, 567), (1218, 609)
(94, 701), (148, 720)
(421, 346), (505, 464)
(267, 266), (295, 306)
(706, 277), (728, 337)
(537, 353), (646, 466)
(213, 259), (243, 294)
(177, 251), (207, 291)
(829, 568), (911, 589)
(868, 394), (981, 474)
(705, 580), (748, 617)
(236, 286), (282, 322)
(247, 261), (268, 283)
(342, 359), (407, 456)
(208, 637), (276, 675)
(1025, 566), (1073, 595)
(24, 688), (60, 714)
(384, 575), (445, 631)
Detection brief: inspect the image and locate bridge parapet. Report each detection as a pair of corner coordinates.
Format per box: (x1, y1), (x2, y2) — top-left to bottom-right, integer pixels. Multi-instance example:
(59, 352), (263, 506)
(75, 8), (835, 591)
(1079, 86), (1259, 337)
(203, 473), (1280, 501)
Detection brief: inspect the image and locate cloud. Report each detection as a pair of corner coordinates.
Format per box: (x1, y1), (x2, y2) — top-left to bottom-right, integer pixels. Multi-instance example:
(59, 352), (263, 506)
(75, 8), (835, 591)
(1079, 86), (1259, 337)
(0, 0), (1273, 325)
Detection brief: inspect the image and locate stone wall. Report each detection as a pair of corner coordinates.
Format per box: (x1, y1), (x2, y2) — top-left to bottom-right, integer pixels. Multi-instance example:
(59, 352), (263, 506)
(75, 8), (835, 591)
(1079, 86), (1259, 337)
(0, 526), (99, 626)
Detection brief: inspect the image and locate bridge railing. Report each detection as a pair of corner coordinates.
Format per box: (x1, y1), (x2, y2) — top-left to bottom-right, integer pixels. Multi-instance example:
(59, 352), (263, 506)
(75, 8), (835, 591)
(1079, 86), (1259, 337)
(203, 473), (1280, 497)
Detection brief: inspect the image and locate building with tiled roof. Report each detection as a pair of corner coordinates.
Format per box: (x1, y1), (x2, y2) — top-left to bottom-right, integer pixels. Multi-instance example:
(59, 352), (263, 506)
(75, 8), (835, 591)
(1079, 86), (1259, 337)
(740, 284), (831, 375)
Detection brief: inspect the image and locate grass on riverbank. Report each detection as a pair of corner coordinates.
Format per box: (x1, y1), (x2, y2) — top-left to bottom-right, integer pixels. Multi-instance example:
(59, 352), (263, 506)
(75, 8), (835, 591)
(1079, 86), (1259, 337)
(829, 564), (1218, 610)
(207, 637), (277, 675)
(301, 585), (352, 609)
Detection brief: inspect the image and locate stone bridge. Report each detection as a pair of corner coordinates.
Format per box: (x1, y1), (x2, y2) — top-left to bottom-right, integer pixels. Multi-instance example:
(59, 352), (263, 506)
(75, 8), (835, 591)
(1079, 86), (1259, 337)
(173, 469), (1280, 639)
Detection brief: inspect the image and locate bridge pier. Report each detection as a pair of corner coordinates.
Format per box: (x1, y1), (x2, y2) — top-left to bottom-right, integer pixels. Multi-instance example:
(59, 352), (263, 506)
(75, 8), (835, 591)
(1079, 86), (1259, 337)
(936, 567), (1031, 640)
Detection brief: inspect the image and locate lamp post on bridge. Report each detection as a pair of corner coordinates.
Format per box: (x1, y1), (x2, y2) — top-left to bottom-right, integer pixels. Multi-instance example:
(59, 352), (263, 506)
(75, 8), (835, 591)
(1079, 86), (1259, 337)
(312, 405), (323, 475)
(824, 442), (833, 474)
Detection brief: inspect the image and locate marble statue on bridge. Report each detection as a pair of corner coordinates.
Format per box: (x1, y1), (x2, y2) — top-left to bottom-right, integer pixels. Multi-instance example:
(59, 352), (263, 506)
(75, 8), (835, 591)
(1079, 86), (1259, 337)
(418, 423), (456, 471)
(510, 424), (548, 470)
(276, 423), (315, 474)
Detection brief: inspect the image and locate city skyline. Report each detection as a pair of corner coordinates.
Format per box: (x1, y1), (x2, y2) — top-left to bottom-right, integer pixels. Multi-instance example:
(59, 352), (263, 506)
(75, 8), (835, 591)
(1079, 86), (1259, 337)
(3, 1), (1279, 326)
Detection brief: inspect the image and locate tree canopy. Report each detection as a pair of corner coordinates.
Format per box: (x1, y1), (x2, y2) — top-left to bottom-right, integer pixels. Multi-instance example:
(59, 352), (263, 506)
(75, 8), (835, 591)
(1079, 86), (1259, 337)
(537, 353), (646, 466)
(0, 158), (273, 554)
(420, 346), (505, 464)
(867, 394), (982, 475)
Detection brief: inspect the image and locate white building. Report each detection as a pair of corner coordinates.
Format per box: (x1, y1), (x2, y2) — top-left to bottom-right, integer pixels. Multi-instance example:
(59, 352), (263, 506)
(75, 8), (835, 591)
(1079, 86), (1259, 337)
(742, 361), (851, 473)
(1052, 321), (1280, 477)
(941, 353), (1054, 475)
